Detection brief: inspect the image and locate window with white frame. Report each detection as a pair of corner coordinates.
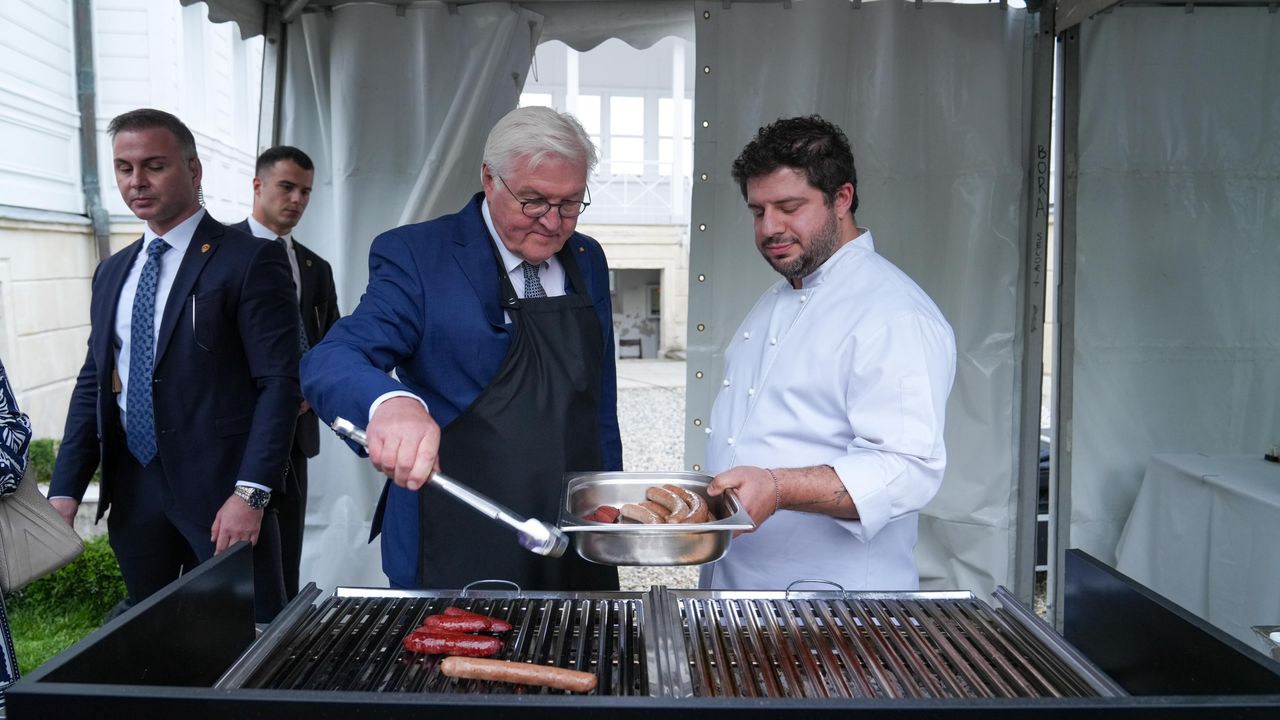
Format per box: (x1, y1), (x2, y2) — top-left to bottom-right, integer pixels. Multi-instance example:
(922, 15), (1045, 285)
(658, 96), (693, 178)
(577, 94), (602, 156)
(518, 92), (554, 109)
(608, 95), (645, 175)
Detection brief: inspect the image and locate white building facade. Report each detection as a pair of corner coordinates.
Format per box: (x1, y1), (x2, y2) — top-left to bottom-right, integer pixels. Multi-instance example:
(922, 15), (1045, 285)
(0, 0), (262, 438)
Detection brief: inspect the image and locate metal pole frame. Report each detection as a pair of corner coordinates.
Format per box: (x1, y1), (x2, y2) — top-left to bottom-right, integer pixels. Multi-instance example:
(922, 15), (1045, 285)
(1049, 19), (1081, 632)
(1013, 6), (1058, 609)
(257, 5), (287, 153)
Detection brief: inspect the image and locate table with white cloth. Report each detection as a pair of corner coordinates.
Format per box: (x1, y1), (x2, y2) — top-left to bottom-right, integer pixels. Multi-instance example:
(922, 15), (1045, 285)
(1114, 453), (1280, 652)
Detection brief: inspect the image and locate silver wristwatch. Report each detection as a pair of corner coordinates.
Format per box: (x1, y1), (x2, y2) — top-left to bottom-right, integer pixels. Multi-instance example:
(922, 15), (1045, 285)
(234, 485), (271, 510)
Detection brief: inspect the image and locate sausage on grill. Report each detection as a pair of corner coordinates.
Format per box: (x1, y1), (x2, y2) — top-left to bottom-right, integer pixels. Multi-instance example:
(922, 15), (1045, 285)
(440, 656), (597, 693)
(431, 607), (513, 633)
(402, 629), (503, 657)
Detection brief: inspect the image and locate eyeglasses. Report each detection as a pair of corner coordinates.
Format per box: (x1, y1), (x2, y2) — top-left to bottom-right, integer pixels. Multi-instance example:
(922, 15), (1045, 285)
(497, 175), (591, 219)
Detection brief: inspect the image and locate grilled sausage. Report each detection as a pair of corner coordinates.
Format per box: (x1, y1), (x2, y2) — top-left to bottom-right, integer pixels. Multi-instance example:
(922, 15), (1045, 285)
(402, 629), (503, 657)
(645, 486), (689, 519)
(639, 500), (670, 518)
(663, 484), (710, 523)
(429, 607), (513, 633)
(581, 505), (621, 523)
(424, 614), (491, 634)
(620, 502), (664, 524)
(441, 656), (597, 693)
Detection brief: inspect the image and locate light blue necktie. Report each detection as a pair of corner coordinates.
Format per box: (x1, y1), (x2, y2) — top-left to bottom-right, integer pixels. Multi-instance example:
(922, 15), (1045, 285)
(522, 261), (547, 299)
(126, 237), (169, 465)
(275, 237), (310, 352)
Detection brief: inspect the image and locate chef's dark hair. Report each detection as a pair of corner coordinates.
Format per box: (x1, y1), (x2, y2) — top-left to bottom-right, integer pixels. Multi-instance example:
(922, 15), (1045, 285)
(731, 115), (858, 214)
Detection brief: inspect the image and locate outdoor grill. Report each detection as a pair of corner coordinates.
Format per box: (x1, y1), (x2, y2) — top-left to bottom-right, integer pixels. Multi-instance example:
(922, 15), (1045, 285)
(8, 545), (1280, 719)
(213, 584), (1114, 700)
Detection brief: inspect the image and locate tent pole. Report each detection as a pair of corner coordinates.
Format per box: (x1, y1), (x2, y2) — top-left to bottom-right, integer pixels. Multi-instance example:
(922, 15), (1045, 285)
(1050, 21), (1081, 633)
(1015, 5), (1057, 610)
(257, 5), (286, 152)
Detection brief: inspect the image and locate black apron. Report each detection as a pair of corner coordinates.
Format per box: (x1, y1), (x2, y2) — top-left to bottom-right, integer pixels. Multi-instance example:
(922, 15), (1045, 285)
(416, 243), (619, 591)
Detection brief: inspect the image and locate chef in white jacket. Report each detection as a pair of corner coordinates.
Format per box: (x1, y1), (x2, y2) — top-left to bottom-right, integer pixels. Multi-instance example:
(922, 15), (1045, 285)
(701, 115), (956, 591)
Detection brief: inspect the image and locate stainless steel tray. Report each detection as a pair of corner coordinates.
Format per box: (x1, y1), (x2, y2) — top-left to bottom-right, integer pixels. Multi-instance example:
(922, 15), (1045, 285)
(558, 471), (755, 566)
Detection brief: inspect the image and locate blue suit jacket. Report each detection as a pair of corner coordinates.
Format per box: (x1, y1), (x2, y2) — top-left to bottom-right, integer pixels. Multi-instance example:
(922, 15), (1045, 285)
(301, 194), (622, 585)
(51, 212), (302, 532)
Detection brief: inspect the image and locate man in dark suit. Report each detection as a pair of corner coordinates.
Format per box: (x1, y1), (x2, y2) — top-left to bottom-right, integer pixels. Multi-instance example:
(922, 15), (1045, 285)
(50, 109), (300, 622)
(231, 146), (340, 599)
(302, 106), (621, 591)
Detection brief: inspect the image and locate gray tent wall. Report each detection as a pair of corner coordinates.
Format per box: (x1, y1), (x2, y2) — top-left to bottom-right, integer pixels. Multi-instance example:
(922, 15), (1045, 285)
(686, 0), (1044, 602)
(1055, 6), (1280, 628)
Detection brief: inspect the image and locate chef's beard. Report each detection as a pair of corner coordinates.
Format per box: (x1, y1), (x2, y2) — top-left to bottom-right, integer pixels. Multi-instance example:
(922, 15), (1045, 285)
(763, 207), (841, 283)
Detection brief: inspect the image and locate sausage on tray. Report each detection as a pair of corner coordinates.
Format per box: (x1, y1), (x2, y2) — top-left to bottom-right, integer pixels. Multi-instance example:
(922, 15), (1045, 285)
(664, 484), (710, 523)
(581, 504), (621, 523)
(402, 629), (503, 657)
(440, 656), (597, 693)
(620, 502), (664, 524)
(645, 485), (689, 519)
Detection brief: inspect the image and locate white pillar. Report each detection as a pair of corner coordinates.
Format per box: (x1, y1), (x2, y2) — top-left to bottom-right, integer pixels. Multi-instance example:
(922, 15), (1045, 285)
(669, 40), (686, 221)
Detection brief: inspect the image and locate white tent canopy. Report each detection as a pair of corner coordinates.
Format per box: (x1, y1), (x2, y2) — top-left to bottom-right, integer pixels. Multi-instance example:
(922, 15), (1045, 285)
(184, 1), (1278, 639)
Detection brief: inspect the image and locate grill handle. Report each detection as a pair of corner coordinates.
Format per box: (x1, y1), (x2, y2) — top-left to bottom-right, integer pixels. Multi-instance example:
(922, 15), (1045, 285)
(331, 417), (569, 558)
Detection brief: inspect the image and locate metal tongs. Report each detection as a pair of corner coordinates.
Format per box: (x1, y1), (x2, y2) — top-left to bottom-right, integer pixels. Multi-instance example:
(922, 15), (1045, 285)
(331, 417), (568, 558)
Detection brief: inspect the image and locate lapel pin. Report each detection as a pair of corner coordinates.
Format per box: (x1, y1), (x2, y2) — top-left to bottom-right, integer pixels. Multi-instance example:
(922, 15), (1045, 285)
(578, 245), (585, 253)
(201, 243), (211, 253)
(306, 259), (313, 267)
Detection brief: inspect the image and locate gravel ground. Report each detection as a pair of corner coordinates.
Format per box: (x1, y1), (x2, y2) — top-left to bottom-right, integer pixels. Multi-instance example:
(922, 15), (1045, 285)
(614, 380), (700, 591)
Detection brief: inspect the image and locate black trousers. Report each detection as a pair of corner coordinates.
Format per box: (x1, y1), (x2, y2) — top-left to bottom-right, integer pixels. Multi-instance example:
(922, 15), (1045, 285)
(105, 443), (286, 623)
(277, 443), (309, 599)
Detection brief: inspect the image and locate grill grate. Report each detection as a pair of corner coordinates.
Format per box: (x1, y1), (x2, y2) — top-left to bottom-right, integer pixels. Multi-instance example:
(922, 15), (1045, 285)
(244, 594), (649, 695)
(677, 595), (1097, 699)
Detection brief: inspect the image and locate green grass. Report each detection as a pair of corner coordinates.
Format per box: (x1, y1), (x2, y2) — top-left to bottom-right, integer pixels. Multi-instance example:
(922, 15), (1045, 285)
(5, 533), (126, 675)
(8, 600), (104, 674)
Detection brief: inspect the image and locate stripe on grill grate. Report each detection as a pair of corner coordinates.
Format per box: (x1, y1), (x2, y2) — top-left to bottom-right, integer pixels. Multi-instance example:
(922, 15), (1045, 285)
(245, 595), (649, 695)
(678, 596), (1096, 698)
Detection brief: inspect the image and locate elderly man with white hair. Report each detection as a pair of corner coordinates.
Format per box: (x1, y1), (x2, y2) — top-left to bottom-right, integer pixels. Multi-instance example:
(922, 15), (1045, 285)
(302, 106), (621, 591)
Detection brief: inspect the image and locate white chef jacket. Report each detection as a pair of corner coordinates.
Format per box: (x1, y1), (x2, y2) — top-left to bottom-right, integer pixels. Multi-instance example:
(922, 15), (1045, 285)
(699, 230), (956, 592)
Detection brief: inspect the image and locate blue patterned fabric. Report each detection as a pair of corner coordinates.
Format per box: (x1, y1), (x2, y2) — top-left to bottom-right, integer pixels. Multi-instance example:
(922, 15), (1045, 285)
(521, 261), (547, 299)
(0, 357), (31, 498)
(275, 237), (310, 352)
(0, 355), (31, 691)
(125, 238), (169, 465)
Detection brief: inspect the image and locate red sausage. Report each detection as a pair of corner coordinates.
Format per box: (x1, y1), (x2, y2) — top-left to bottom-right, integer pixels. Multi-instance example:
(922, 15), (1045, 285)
(423, 614), (490, 633)
(402, 629), (503, 657)
(592, 505), (620, 523)
(442, 606), (514, 633)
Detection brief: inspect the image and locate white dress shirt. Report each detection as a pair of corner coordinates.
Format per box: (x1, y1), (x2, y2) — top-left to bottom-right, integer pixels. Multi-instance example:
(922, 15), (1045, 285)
(699, 230), (956, 592)
(113, 208), (204, 416)
(368, 199), (566, 422)
(245, 215), (302, 301)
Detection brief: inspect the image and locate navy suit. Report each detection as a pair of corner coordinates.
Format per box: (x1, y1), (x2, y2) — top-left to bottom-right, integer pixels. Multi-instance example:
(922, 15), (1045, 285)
(52, 212), (301, 619)
(301, 193), (621, 587)
(231, 220), (340, 598)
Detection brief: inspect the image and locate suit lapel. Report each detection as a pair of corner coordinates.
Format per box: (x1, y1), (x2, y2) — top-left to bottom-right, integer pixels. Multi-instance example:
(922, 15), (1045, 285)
(155, 213), (221, 366)
(452, 197), (505, 329)
(293, 239), (320, 340)
(96, 240), (143, 372)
